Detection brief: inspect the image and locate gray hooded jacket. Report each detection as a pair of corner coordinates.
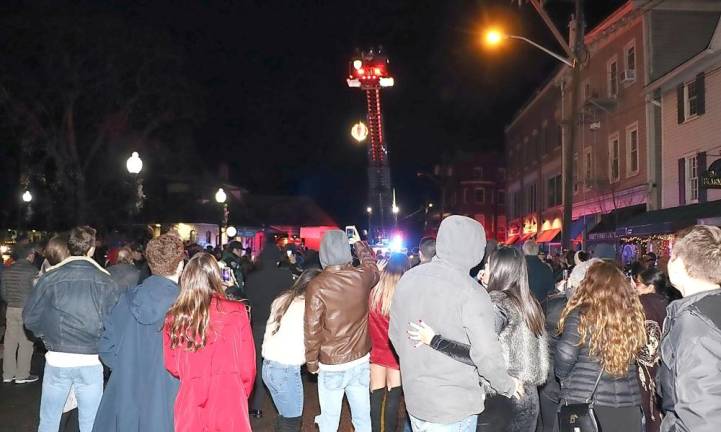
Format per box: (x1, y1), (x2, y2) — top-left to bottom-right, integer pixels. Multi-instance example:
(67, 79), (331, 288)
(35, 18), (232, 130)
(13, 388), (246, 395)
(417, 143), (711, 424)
(389, 216), (515, 424)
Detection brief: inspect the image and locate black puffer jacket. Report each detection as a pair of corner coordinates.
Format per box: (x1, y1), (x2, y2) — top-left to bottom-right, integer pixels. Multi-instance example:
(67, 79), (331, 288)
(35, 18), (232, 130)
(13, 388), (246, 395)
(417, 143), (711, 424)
(658, 288), (721, 432)
(539, 292), (568, 401)
(555, 310), (641, 407)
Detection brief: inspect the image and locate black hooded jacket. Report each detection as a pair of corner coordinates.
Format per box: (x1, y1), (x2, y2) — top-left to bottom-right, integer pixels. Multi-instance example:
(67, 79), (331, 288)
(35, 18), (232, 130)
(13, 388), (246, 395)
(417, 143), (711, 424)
(244, 243), (294, 326)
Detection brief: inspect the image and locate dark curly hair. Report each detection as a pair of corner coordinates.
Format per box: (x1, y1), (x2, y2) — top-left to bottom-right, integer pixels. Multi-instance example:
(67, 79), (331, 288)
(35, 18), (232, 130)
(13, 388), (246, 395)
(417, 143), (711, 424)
(146, 233), (185, 276)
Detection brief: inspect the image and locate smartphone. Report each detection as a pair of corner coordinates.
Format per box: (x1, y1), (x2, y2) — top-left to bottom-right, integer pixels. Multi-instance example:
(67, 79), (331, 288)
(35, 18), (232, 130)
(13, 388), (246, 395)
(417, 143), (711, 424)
(222, 267), (231, 282)
(287, 250), (293, 257)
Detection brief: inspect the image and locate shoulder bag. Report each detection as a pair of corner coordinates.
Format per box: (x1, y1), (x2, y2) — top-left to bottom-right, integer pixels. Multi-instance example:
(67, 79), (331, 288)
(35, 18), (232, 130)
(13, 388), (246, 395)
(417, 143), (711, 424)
(557, 369), (604, 432)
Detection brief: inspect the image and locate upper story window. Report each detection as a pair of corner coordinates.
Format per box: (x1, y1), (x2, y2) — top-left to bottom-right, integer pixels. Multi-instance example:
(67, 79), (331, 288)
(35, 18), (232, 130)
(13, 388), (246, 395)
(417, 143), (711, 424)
(497, 190), (505, 206)
(607, 56), (619, 97)
(678, 73), (706, 123)
(609, 133), (621, 183)
(624, 40), (636, 83)
(584, 147), (593, 186)
(498, 168), (506, 181)
(473, 166), (483, 178)
(526, 183), (537, 213)
(626, 123), (639, 177)
(547, 175), (562, 208)
(686, 155), (699, 202)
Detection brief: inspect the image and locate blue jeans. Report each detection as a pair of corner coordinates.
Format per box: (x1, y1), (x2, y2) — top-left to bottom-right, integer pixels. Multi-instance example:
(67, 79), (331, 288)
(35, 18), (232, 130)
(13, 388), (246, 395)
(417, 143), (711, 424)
(262, 360), (303, 418)
(316, 359), (371, 432)
(409, 414), (478, 432)
(38, 364), (104, 432)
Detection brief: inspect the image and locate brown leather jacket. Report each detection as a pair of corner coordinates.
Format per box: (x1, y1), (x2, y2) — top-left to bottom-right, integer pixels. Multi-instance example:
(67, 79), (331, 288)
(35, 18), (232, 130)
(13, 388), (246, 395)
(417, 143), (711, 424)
(304, 242), (379, 372)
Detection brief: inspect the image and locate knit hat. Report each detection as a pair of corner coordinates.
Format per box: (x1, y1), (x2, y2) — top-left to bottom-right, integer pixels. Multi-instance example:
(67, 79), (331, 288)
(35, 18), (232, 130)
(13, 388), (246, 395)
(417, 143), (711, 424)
(319, 230), (353, 269)
(566, 258), (603, 297)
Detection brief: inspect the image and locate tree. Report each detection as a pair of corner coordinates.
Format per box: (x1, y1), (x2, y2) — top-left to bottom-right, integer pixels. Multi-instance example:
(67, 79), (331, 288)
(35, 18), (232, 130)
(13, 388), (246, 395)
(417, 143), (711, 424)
(0, 10), (202, 229)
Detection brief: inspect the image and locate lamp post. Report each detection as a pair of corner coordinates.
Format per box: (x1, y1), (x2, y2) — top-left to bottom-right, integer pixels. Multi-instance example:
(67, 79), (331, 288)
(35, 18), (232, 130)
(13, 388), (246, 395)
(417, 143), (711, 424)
(424, 202), (434, 232)
(391, 189), (400, 229)
(482, 6), (584, 249)
(366, 206), (373, 242)
(215, 188), (228, 248)
(126, 152), (144, 223)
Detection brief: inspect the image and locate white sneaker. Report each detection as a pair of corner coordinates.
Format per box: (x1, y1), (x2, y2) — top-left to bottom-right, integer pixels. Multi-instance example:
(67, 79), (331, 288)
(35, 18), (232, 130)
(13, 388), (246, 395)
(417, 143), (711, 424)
(2, 378), (13, 383)
(14, 375), (39, 384)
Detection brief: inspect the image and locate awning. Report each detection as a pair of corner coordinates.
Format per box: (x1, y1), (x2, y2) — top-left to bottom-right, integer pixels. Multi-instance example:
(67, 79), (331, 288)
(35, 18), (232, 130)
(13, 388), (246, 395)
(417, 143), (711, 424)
(617, 199), (721, 237)
(504, 234), (520, 245)
(519, 232), (535, 243)
(569, 218), (597, 243)
(537, 228), (561, 243)
(587, 205), (646, 242)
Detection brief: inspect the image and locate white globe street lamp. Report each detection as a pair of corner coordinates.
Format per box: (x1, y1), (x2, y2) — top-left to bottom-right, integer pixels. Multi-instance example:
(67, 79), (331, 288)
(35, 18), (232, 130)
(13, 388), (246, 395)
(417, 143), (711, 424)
(22, 190), (32, 203)
(351, 121), (369, 142)
(126, 152), (143, 174)
(215, 188), (227, 204)
(226, 226), (237, 238)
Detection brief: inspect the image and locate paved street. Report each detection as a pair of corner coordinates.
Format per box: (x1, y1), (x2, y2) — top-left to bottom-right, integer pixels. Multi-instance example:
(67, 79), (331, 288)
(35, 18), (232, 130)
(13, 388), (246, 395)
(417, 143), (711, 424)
(0, 351), (363, 432)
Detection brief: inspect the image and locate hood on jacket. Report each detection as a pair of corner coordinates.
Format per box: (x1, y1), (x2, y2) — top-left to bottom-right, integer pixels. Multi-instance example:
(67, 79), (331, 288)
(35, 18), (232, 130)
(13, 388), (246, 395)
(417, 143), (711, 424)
(129, 275), (180, 325)
(435, 215), (486, 272)
(319, 230), (353, 269)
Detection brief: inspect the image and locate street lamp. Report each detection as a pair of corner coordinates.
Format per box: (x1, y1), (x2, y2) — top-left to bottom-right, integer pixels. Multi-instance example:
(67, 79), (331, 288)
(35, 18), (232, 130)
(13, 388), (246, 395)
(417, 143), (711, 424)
(215, 188), (228, 248)
(22, 190), (32, 203)
(126, 152), (143, 174)
(482, 28), (574, 67)
(366, 206), (373, 242)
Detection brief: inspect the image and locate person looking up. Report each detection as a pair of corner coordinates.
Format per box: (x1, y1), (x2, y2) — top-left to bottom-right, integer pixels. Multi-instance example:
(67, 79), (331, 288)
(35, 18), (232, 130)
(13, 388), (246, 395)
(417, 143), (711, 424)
(305, 231), (380, 432)
(369, 253), (411, 432)
(2, 243), (39, 384)
(24, 226), (122, 432)
(556, 261), (646, 431)
(262, 268), (322, 432)
(522, 240), (554, 302)
(658, 225), (721, 432)
(92, 233), (185, 432)
(164, 252), (255, 432)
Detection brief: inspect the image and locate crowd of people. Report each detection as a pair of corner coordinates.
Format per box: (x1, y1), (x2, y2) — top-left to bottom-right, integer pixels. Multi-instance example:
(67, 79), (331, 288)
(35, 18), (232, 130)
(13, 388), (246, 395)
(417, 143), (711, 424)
(1, 216), (720, 432)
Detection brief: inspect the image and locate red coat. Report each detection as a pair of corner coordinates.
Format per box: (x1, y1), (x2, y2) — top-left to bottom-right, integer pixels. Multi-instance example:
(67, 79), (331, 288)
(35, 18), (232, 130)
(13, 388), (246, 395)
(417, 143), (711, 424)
(164, 297), (256, 432)
(368, 305), (400, 369)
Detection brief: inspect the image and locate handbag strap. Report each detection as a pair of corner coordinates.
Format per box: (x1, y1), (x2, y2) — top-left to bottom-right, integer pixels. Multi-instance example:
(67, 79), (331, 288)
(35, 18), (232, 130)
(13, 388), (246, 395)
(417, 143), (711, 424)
(585, 368), (604, 404)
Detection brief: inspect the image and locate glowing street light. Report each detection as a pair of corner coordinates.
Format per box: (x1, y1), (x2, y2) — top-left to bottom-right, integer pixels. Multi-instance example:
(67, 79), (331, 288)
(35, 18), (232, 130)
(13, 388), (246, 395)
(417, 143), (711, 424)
(126, 152), (143, 174)
(22, 190), (32, 203)
(351, 121), (369, 142)
(484, 28), (505, 46)
(226, 226), (237, 238)
(215, 188), (227, 204)
(366, 206), (372, 214)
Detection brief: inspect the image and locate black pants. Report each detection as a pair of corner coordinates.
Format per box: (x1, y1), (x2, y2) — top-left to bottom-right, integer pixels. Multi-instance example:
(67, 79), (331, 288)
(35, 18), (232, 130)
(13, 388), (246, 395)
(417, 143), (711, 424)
(250, 323), (267, 411)
(537, 391), (558, 432)
(594, 406), (643, 432)
(477, 385), (539, 432)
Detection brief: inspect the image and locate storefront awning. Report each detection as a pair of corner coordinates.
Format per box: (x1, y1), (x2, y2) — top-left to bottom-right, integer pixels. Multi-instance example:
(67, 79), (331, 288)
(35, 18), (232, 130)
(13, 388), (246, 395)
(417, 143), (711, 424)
(587, 205), (646, 242)
(504, 234), (520, 245)
(617, 199), (721, 237)
(537, 228), (561, 243)
(519, 232), (535, 243)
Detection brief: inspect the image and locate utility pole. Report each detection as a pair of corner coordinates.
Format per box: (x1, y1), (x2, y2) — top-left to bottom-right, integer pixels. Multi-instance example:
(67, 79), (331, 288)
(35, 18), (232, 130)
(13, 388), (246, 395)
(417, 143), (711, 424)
(528, 0), (584, 250)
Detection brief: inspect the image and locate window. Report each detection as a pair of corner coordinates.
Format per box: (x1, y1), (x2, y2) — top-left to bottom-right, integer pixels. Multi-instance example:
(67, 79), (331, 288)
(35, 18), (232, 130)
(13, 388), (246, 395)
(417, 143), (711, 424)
(526, 183), (537, 213)
(624, 40), (636, 78)
(607, 56), (619, 97)
(678, 73), (706, 122)
(687, 155), (699, 202)
(584, 148), (593, 186)
(609, 133), (620, 183)
(498, 168), (506, 181)
(497, 190), (505, 205)
(513, 191), (522, 219)
(473, 166), (483, 178)
(626, 123), (639, 176)
(547, 175), (562, 208)
(474, 188), (485, 204)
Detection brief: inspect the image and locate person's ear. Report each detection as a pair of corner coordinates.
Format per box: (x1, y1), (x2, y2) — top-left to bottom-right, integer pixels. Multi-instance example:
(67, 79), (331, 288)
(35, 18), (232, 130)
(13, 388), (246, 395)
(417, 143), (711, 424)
(87, 246), (96, 258)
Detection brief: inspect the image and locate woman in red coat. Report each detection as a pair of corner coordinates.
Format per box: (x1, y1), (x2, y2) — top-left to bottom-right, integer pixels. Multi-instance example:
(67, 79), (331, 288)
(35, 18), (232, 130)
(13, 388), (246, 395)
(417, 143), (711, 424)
(368, 252), (410, 432)
(163, 252), (256, 432)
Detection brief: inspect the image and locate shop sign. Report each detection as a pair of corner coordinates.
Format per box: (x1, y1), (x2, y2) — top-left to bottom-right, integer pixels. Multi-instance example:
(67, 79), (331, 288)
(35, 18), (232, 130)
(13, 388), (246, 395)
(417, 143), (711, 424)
(702, 159), (721, 189)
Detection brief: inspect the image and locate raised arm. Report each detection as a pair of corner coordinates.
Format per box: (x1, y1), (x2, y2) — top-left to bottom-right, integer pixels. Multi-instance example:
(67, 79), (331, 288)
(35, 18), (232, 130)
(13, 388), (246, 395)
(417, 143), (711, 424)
(354, 242), (380, 289)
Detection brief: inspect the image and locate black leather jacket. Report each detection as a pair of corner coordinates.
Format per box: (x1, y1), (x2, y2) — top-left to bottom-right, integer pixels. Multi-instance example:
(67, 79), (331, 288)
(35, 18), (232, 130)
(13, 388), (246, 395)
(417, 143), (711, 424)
(658, 288), (721, 432)
(23, 257), (121, 354)
(555, 310), (641, 407)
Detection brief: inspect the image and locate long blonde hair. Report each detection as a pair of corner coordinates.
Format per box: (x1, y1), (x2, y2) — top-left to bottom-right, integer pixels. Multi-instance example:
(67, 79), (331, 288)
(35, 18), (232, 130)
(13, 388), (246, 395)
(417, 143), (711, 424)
(558, 261), (647, 377)
(165, 253), (226, 351)
(369, 253), (410, 317)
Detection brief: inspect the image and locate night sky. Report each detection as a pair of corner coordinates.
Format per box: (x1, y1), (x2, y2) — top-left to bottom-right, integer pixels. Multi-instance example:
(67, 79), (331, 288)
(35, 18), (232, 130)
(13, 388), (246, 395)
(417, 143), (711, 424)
(2, 0), (627, 229)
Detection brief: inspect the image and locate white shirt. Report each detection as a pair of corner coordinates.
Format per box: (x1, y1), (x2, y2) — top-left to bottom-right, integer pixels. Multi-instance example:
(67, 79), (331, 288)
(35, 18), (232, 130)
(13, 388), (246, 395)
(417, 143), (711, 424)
(262, 296), (306, 366)
(45, 352), (100, 368)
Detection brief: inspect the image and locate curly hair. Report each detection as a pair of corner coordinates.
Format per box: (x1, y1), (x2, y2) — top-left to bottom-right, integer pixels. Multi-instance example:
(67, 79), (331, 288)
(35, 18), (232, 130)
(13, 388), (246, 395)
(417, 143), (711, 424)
(559, 261), (647, 377)
(146, 233), (185, 276)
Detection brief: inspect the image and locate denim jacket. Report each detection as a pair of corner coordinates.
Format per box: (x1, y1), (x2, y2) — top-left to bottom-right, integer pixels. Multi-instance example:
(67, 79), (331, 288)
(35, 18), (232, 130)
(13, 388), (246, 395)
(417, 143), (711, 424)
(23, 257), (121, 354)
